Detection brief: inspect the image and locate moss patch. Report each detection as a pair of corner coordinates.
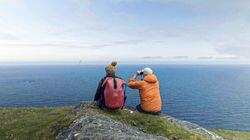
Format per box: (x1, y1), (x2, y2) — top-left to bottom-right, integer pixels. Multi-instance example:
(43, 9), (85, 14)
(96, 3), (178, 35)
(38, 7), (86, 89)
(211, 129), (250, 140)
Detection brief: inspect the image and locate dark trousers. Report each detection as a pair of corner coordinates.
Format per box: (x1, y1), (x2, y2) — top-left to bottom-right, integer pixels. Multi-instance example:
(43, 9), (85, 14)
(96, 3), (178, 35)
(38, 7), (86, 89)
(136, 104), (161, 115)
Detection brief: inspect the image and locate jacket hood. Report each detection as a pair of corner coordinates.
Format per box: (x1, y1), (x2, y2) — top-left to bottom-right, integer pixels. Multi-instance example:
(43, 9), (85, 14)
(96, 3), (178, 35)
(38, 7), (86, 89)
(143, 74), (158, 83)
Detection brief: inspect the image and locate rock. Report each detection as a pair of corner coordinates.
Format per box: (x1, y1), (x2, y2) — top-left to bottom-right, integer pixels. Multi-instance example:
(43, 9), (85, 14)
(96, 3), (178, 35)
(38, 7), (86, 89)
(56, 113), (168, 140)
(57, 102), (224, 140)
(70, 102), (98, 115)
(164, 116), (224, 140)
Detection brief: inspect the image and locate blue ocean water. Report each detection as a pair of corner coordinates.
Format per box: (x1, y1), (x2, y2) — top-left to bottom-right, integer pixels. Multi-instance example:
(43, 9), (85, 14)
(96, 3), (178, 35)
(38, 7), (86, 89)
(0, 64), (250, 131)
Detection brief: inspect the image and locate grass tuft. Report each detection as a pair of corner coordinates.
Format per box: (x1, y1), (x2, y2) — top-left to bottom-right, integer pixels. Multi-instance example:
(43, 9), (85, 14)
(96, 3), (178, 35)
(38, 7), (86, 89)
(211, 129), (250, 140)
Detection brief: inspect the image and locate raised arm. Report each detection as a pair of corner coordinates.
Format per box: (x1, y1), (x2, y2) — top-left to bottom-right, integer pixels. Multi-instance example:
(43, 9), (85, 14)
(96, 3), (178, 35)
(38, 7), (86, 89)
(128, 77), (144, 89)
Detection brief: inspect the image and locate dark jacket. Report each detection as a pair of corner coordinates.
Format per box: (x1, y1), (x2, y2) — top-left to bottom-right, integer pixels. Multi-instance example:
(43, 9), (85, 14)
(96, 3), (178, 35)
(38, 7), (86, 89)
(94, 74), (126, 108)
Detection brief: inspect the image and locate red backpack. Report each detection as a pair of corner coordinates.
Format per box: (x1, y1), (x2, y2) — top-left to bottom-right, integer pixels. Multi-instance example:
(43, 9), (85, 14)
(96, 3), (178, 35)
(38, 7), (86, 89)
(102, 77), (126, 109)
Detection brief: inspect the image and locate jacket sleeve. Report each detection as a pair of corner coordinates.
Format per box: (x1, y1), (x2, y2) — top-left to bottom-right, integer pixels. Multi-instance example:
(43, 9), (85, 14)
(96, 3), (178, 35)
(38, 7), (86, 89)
(127, 77), (144, 89)
(94, 78), (104, 101)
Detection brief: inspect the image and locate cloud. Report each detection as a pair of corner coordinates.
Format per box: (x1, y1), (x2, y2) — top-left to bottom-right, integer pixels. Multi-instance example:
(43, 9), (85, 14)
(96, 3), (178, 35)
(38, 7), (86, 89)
(198, 56), (214, 59)
(216, 44), (250, 58)
(0, 38), (151, 49)
(142, 56), (190, 60)
(112, 11), (135, 20)
(172, 56), (189, 59)
(142, 56), (164, 59)
(198, 56), (240, 60)
(146, 0), (250, 11)
(214, 56), (240, 60)
(0, 32), (19, 40)
(0, 0), (24, 6)
(0, 41), (112, 49)
(0, 0), (250, 63)
(114, 39), (144, 45)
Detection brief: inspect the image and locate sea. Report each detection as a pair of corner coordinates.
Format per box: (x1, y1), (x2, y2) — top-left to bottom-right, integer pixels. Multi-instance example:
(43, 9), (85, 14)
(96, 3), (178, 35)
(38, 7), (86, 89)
(0, 64), (250, 131)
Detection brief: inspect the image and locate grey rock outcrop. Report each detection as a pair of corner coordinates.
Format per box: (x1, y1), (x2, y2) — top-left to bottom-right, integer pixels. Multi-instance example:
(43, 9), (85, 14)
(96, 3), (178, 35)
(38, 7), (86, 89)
(164, 116), (224, 139)
(56, 113), (168, 140)
(57, 102), (224, 140)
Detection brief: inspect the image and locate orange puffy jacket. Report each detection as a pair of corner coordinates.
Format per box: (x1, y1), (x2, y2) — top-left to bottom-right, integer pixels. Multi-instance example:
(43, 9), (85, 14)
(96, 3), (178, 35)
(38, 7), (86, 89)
(128, 74), (162, 112)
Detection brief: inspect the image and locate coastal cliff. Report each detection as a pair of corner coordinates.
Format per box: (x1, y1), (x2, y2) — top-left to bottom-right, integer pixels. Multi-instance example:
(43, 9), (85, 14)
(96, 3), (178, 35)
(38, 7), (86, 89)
(1, 102), (250, 140)
(56, 102), (223, 140)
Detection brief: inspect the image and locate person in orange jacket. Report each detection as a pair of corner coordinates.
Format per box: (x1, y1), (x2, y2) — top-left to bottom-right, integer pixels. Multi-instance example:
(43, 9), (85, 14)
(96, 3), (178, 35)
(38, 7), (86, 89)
(128, 67), (162, 115)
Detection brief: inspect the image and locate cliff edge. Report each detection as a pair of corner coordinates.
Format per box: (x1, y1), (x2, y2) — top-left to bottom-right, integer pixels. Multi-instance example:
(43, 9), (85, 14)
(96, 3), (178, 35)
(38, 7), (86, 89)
(56, 102), (223, 140)
(1, 102), (249, 140)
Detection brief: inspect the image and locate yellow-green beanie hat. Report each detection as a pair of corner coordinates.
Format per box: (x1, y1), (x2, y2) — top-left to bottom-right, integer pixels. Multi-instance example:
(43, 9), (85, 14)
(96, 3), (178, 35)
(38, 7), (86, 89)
(105, 61), (117, 74)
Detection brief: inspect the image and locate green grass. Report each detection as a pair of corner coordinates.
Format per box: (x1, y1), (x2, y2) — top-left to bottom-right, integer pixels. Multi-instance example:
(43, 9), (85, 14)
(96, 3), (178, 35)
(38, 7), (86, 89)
(211, 129), (250, 140)
(1, 104), (250, 140)
(99, 109), (212, 140)
(0, 106), (77, 140)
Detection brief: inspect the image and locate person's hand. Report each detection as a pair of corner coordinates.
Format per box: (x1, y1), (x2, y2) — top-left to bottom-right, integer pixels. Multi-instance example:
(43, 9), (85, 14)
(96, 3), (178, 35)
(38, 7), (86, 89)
(136, 71), (141, 75)
(133, 71), (140, 78)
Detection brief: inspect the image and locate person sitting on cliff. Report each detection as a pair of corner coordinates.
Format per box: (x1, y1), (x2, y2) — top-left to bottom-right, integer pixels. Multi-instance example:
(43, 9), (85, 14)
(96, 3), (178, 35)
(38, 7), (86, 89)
(94, 61), (127, 110)
(128, 67), (162, 115)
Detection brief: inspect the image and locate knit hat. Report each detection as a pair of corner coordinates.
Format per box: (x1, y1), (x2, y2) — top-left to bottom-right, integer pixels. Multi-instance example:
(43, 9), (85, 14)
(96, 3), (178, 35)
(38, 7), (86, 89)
(105, 61), (117, 74)
(142, 67), (153, 76)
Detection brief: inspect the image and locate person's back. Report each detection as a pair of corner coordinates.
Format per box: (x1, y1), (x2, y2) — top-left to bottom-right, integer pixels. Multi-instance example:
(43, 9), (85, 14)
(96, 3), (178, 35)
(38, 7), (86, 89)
(128, 67), (162, 114)
(138, 74), (161, 112)
(94, 61), (126, 109)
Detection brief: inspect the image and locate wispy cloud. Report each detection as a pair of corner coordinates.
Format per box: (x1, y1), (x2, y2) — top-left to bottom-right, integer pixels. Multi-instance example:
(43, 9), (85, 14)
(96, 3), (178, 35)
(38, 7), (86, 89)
(0, 41), (112, 49)
(172, 56), (189, 59)
(198, 56), (214, 60)
(142, 56), (164, 59)
(216, 44), (250, 58)
(114, 39), (143, 45)
(198, 56), (240, 60)
(0, 0), (249, 63)
(0, 32), (19, 40)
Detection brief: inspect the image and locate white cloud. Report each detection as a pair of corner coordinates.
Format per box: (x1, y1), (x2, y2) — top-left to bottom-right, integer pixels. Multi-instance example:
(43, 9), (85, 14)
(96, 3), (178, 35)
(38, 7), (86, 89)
(0, 0), (249, 63)
(216, 44), (250, 58)
(0, 32), (19, 40)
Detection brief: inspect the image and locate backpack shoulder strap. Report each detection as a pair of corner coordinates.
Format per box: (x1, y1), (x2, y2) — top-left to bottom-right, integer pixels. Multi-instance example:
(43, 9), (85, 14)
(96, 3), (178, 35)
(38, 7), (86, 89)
(114, 76), (123, 80)
(101, 77), (112, 87)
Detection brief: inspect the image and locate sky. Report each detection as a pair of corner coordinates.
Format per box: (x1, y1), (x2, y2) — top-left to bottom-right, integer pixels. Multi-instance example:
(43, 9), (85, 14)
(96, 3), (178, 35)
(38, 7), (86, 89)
(0, 0), (250, 64)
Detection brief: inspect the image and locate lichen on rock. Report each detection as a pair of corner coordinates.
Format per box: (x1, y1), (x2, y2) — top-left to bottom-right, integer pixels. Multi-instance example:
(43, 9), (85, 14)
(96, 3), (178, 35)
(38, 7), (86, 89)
(56, 113), (168, 140)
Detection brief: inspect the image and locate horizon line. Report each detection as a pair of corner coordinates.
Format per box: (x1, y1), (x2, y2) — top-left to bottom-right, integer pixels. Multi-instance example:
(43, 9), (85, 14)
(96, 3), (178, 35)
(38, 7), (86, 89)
(0, 61), (250, 66)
